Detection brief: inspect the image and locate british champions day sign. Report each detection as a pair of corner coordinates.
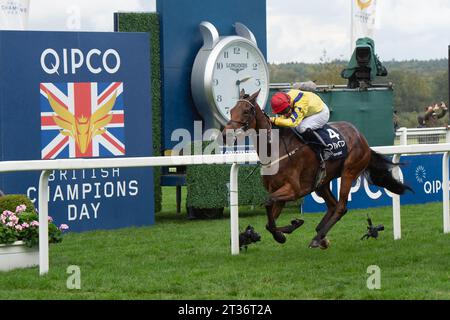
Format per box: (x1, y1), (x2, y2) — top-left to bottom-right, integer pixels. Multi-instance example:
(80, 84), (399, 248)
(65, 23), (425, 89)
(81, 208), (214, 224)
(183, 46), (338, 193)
(0, 31), (154, 231)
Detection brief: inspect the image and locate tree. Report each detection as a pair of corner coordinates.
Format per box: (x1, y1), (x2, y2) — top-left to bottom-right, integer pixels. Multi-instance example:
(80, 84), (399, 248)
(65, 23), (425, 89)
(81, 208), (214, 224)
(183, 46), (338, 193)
(431, 71), (449, 105)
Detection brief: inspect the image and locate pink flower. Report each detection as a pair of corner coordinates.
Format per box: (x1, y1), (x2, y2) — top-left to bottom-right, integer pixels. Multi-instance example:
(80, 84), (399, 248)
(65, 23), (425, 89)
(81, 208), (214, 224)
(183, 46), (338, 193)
(59, 224), (69, 231)
(9, 215), (19, 224)
(15, 225), (23, 231)
(2, 210), (13, 217)
(48, 216), (53, 223)
(21, 222), (30, 229)
(30, 221), (39, 227)
(15, 204), (27, 213)
(5, 215), (18, 226)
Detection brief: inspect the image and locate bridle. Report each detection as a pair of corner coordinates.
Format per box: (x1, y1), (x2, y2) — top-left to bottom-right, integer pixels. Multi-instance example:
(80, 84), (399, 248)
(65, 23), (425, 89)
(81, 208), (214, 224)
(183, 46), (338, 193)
(227, 99), (257, 131)
(227, 99), (272, 134)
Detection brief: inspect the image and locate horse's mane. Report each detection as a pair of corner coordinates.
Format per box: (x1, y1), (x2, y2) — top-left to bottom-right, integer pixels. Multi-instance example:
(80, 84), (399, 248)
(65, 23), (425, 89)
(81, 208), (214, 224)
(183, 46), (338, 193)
(274, 126), (305, 146)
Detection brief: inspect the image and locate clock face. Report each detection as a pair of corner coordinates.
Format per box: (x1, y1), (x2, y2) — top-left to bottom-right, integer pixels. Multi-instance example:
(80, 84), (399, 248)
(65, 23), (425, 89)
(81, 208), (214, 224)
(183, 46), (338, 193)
(211, 40), (269, 120)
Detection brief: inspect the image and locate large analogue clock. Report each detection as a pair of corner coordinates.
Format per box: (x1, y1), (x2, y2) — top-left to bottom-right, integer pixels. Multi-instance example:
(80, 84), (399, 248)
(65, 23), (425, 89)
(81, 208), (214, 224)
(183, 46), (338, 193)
(191, 21), (270, 129)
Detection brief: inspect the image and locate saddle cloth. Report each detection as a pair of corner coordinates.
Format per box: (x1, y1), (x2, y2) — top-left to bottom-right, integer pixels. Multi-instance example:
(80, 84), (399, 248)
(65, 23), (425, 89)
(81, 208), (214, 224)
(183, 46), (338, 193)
(314, 124), (348, 160)
(292, 124), (348, 161)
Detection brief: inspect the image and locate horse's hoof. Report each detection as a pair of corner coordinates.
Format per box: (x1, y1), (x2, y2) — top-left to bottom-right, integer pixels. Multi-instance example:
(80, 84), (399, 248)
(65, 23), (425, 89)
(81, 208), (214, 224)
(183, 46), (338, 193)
(273, 231), (286, 244)
(309, 239), (320, 249)
(291, 219), (304, 228)
(319, 238), (330, 250)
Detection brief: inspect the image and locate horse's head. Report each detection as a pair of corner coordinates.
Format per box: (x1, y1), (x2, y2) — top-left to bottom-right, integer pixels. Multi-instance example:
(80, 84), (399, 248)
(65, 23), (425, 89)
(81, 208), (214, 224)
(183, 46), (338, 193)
(222, 89), (261, 144)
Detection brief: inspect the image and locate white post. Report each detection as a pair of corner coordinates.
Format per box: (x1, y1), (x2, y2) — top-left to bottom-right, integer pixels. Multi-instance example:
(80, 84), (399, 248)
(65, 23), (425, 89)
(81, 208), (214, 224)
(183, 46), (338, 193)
(443, 152), (450, 233)
(38, 170), (51, 275)
(392, 154), (402, 240)
(399, 127), (408, 145)
(350, 0), (354, 55)
(446, 127), (450, 143)
(229, 163), (240, 255)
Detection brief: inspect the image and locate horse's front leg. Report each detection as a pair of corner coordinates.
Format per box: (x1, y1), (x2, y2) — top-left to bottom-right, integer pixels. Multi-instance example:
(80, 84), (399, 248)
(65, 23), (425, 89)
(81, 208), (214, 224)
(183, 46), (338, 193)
(265, 200), (286, 244)
(265, 183), (301, 244)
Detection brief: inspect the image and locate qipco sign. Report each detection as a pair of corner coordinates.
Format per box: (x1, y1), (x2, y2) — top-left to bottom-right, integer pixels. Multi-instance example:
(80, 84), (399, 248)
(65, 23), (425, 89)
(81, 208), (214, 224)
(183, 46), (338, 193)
(0, 30), (154, 232)
(40, 48), (121, 75)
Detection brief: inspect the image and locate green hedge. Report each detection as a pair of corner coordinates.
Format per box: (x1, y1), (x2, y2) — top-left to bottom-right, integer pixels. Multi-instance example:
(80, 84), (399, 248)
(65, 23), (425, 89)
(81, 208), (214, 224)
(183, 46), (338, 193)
(185, 141), (267, 209)
(186, 163), (268, 209)
(115, 12), (162, 212)
(0, 195), (36, 213)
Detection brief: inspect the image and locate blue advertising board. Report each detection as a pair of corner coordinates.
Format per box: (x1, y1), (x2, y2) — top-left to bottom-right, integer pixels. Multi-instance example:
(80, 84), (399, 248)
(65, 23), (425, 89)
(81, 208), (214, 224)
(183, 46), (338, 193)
(156, 0), (267, 151)
(303, 154), (447, 213)
(0, 31), (154, 232)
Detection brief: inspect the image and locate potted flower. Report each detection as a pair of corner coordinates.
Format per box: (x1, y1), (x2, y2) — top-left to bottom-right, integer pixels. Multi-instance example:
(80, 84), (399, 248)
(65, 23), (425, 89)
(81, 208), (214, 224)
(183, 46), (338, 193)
(0, 195), (68, 272)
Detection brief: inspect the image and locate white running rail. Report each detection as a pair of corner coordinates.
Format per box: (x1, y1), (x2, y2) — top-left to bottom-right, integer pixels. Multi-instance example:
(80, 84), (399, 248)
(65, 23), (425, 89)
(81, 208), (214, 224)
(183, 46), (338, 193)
(1, 144), (449, 276)
(395, 127), (450, 145)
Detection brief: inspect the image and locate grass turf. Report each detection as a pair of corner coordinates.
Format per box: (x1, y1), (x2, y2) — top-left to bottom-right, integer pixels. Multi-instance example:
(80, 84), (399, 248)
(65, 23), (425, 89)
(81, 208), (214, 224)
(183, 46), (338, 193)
(0, 187), (449, 299)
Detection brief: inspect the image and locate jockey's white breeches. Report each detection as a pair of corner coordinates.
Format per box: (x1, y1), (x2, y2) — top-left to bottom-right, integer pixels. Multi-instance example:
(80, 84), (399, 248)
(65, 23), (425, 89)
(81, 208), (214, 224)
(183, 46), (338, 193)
(296, 104), (330, 133)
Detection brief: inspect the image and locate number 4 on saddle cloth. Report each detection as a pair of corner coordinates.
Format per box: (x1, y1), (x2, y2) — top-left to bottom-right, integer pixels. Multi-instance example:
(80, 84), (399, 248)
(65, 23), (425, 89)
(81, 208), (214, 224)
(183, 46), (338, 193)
(293, 124), (348, 161)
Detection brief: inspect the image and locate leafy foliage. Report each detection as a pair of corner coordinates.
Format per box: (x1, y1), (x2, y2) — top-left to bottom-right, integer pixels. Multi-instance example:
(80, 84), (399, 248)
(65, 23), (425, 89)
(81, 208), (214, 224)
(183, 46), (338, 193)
(0, 195), (35, 214)
(185, 141), (268, 209)
(0, 195), (67, 248)
(186, 163), (268, 208)
(270, 58), (449, 128)
(116, 12), (162, 212)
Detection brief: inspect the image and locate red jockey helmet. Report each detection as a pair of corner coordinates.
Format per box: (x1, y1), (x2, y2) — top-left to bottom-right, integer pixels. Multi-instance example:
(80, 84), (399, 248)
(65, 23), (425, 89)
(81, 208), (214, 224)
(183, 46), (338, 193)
(270, 92), (291, 114)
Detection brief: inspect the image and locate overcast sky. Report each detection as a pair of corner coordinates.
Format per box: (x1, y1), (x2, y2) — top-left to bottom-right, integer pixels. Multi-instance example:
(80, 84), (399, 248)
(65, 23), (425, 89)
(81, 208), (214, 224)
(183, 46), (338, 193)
(27, 0), (450, 63)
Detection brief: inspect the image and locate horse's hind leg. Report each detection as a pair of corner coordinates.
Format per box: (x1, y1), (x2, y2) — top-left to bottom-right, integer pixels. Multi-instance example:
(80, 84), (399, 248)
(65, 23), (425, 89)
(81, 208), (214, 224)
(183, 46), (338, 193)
(309, 174), (353, 248)
(315, 184), (338, 233)
(314, 184), (338, 249)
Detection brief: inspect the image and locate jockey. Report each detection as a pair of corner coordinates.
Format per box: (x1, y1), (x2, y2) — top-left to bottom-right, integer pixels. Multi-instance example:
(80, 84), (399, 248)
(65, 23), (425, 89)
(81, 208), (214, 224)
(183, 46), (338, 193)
(270, 89), (333, 166)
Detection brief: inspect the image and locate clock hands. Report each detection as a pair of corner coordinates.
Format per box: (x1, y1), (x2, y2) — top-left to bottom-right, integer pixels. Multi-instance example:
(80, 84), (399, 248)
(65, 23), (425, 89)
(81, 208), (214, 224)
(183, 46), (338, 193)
(236, 76), (252, 86)
(236, 76), (252, 98)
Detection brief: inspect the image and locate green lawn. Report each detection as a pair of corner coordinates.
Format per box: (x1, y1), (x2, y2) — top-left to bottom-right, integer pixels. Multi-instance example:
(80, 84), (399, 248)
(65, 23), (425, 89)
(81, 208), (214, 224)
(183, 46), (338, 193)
(0, 187), (449, 299)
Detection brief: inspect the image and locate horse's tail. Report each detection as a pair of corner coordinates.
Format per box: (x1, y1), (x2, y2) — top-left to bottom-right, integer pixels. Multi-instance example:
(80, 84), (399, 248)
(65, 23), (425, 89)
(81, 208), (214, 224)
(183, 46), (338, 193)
(364, 150), (413, 195)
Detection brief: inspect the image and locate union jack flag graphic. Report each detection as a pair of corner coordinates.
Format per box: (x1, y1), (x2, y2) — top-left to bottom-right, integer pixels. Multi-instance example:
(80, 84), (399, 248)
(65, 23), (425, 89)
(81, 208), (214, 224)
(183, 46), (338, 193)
(40, 82), (126, 159)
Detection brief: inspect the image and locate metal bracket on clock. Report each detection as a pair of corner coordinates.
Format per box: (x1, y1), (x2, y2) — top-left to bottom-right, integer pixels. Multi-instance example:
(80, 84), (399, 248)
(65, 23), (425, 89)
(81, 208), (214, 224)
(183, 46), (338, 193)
(199, 21), (219, 49)
(234, 22), (257, 45)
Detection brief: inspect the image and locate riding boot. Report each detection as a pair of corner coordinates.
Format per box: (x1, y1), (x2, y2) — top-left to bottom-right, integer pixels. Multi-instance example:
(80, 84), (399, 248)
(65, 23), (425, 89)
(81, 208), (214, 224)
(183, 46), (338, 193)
(303, 128), (332, 188)
(304, 128), (333, 168)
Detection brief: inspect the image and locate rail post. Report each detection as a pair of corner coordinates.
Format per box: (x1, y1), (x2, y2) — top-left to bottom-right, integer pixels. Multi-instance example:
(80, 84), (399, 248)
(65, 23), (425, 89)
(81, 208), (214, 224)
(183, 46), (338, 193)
(399, 127), (408, 145)
(229, 163), (240, 255)
(443, 152), (450, 233)
(446, 126), (450, 143)
(392, 154), (402, 240)
(38, 170), (51, 275)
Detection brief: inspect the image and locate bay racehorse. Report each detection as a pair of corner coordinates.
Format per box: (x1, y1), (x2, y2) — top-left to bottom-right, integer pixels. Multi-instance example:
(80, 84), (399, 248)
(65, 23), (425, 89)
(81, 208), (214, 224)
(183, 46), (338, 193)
(223, 90), (412, 249)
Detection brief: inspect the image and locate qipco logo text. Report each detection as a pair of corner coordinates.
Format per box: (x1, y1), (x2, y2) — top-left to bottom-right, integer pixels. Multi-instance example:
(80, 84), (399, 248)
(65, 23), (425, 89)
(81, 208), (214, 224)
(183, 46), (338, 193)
(40, 48), (121, 75)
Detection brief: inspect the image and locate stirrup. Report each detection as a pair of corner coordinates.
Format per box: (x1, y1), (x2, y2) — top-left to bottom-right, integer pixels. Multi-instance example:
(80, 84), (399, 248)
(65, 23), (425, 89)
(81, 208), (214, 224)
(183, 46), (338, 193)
(322, 149), (333, 162)
(315, 167), (327, 188)
(319, 150), (332, 166)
